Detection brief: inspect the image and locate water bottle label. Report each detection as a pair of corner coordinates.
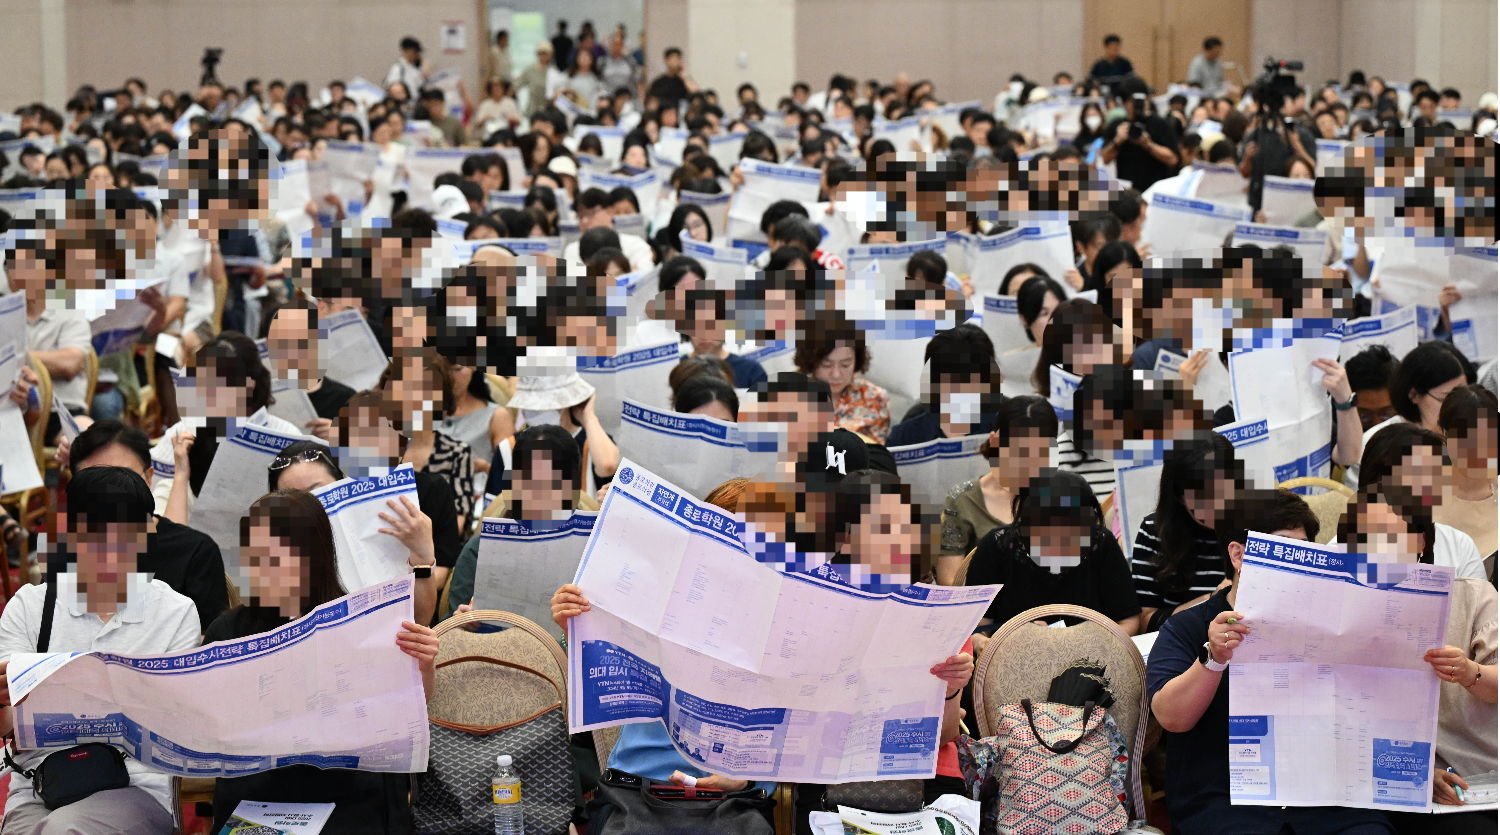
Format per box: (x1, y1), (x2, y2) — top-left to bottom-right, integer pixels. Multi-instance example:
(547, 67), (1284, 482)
(493, 785), (521, 804)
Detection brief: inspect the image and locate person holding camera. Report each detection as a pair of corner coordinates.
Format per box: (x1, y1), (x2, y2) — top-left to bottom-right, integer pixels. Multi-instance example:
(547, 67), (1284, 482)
(1099, 77), (1180, 192)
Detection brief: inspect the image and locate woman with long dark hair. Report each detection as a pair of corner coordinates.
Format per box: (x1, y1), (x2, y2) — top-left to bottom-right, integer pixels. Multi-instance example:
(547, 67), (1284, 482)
(1130, 433), (1246, 633)
(204, 489), (438, 834)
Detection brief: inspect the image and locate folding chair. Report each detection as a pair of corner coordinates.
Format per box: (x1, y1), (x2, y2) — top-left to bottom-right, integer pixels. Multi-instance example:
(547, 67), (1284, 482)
(972, 604), (1161, 829)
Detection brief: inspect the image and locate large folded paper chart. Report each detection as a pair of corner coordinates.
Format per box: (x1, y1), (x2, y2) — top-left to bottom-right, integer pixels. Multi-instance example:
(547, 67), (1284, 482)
(8, 576), (429, 777)
(313, 464), (421, 592)
(474, 513), (597, 640)
(567, 460), (999, 782)
(1229, 534), (1452, 810)
(615, 398), (778, 498)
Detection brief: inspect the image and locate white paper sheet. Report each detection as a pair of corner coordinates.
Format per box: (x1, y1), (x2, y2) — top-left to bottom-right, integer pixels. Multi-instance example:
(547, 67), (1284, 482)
(1337, 305), (1419, 364)
(1229, 533), (1452, 811)
(473, 514), (597, 639)
(978, 294), (1033, 363)
(579, 169), (662, 221)
(575, 341), (680, 435)
(0, 291), (27, 384)
(1141, 194), (1251, 257)
(677, 191), (733, 243)
(728, 160), (823, 232)
(1258, 176), (1317, 227)
(1231, 222), (1328, 266)
(679, 235), (748, 291)
(1224, 322), (1339, 487)
(889, 434), (989, 512)
(966, 224), (1074, 297)
(322, 309), (389, 394)
(268, 377), (320, 432)
(1448, 294), (1499, 364)
(567, 459), (1000, 782)
(8, 576), (429, 778)
(190, 422), (325, 569)
(312, 464), (421, 592)
(404, 148), (471, 211)
(0, 396), (43, 494)
(1154, 349), (1232, 412)
(615, 399), (777, 498)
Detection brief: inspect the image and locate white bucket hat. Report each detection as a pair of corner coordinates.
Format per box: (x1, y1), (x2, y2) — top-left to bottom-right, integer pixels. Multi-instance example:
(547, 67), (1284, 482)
(431, 184), (469, 219)
(507, 371), (596, 411)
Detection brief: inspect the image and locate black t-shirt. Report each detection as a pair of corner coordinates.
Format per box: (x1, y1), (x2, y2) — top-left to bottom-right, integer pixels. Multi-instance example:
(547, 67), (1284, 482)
(139, 516), (230, 632)
(1101, 115), (1178, 192)
(964, 524), (1141, 626)
(1238, 120), (1318, 182)
(647, 74), (688, 106)
(308, 377), (357, 421)
(415, 471), (463, 569)
(1088, 56), (1134, 81)
(204, 607), (412, 835)
(1142, 588), (1389, 835)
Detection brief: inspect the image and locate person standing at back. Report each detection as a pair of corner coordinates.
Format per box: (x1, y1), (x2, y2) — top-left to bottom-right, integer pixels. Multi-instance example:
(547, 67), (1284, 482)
(1089, 34), (1135, 85)
(550, 20), (573, 72)
(1187, 37), (1227, 97)
(384, 37), (428, 103)
(647, 47), (696, 110)
(1099, 76), (1180, 193)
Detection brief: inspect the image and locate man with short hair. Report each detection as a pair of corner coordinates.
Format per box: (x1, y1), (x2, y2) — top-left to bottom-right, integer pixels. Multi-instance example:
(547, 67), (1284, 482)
(599, 30), (640, 104)
(1187, 37), (1226, 96)
(1146, 488), (1396, 835)
(0, 466), (201, 835)
(385, 36), (428, 101)
(1415, 89), (1441, 123)
(462, 152), (506, 195)
(1099, 77), (1179, 192)
(419, 89), (464, 148)
(564, 188), (653, 271)
(647, 47), (696, 109)
(1438, 87), (1462, 111)
(550, 20), (574, 73)
(61, 420), (231, 632)
(1089, 34), (1135, 84)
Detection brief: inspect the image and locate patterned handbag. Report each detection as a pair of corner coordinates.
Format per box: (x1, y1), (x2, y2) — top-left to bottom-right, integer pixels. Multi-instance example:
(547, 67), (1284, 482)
(413, 613), (576, 835)
(821, 779), (925, 813)
(956, 700), (1129, 835)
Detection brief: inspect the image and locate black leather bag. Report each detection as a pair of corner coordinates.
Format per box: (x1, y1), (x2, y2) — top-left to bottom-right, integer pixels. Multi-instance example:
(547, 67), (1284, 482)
(821, 779), (925, 814)
(586, 768), (774, 835)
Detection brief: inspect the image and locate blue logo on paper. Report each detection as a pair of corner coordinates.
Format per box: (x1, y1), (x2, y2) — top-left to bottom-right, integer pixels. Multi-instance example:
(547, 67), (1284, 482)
(618, 467), (634, 486)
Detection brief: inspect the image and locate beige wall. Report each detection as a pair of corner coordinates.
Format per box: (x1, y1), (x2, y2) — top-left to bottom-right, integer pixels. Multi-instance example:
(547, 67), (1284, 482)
(795, 0), (1084, 106)
(4, 0), (1495, 117)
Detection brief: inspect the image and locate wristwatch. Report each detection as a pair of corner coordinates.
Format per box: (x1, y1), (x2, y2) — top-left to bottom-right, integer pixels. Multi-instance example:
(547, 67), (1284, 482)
(1199, 641), (1229, 672)
(1333, 392), (1358, 411)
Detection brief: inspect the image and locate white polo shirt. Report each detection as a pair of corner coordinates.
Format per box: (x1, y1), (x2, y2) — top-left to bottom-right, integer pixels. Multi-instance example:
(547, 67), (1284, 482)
(0, 572), (200, 816)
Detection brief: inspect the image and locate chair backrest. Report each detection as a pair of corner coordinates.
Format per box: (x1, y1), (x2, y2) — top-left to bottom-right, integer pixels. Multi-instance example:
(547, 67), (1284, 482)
(26, 353), (52, 468)
(973, 604), (1150, 820)
(224, 573), (241, 610)
(430, 610), (566, 728)
(952, 547), (977, 586)
(83, 345), (99, 407)
(211, 272), (228, 334)
(1277, 477), (1354, 545)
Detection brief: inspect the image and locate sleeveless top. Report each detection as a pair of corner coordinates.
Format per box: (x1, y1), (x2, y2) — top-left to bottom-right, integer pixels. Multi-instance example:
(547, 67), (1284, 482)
(438, 403), (500, 466)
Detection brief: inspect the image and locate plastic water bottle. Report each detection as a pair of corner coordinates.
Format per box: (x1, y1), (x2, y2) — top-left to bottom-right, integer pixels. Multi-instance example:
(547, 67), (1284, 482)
(492, 753), (523, 835)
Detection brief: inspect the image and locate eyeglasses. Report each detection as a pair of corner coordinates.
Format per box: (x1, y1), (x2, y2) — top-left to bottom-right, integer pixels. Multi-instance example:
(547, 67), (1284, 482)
(269, 447), (332, 471)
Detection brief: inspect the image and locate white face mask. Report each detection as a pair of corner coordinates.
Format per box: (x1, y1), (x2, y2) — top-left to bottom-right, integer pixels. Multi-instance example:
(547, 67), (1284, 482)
(1009, 81), (1024, 97)
(939, 392), (985, 427)
(1084, 115), (1102, 130)
(521, 409), (561, 428)
(741, 421), (790, 455)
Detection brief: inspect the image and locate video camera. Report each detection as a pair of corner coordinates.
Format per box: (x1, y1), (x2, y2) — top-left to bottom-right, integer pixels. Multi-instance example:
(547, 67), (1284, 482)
(201, 48), (224, 86)
(1251, 57), (1303, 112)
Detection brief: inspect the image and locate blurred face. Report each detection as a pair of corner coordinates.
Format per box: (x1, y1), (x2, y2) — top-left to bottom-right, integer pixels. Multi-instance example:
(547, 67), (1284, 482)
(517, 451), (571, 519)
(665, 53), (683, 74)
(1386, 446), (1446, 508)
(844, 492), (918, 577)
(992, 428), (1050, 488)
(1448, 415), (1497, 479)
(1063, 333), (1114, 377)
(475, 165), (503, 194)
(1026, 291), (1061, 344)
(1356, 388), (1397, 432)
(267, 308), (320, 383)
(683, 211), (709, 242)
(243, 519), (308, 615)
(1316, 112), (1339, 140)
(814, 345), (857, 397)
(1287, 159), (1314, 180)
(623, 145), (649, 168)
(466, 223), (499, 241)
(1078, 232), (1108, 274)
(1029, 521), (1089, 573)
(44, 157), (69, 180)
(1184, 473), (1235, 528)
(71, 519), (148, 589)
(1352, 501), (1423, 562)
(198, 365), (253, 418)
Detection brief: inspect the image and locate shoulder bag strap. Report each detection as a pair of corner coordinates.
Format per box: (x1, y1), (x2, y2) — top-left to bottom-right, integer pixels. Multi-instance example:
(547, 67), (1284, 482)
(37, 580), (57, 654)
(1021, 698), (1099, 755)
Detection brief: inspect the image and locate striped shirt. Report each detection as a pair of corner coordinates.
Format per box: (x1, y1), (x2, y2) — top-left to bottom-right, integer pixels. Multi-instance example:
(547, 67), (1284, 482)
(1129, 512), (1227, 611)
(1053, 430), (1117, 503)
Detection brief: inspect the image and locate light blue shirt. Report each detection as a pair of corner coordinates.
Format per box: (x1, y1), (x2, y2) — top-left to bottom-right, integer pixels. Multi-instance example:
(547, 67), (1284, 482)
(605, 721), (777, 796)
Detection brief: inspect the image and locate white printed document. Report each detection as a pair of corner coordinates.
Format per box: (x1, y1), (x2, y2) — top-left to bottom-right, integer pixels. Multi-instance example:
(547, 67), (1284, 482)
(474, 514), (597, 639)
(312, 464), (421, 592)
(191, 422), (325, 569)
(322, 309), (388, 394)
(8, 577), (429, 777)
(889, 434), (989, 512)
(1226, 321), (1340, 486)
(615, 398), (777, 498)
(1229, 533), (1453, 810)
(567, 460), (1000, 782)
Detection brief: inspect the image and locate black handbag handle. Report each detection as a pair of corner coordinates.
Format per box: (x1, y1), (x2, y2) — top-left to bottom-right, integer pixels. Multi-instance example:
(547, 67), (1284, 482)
(1020, 699), (1099, 755)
